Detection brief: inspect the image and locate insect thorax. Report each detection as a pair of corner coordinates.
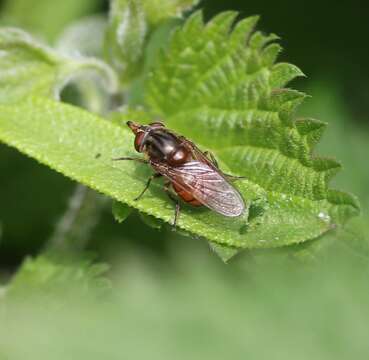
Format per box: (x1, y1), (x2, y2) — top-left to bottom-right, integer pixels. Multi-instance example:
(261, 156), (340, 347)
(145, 130), (191, 165)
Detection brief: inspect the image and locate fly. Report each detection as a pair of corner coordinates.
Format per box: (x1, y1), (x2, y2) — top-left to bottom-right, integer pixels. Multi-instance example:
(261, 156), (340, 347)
(114, 121), (246, 227)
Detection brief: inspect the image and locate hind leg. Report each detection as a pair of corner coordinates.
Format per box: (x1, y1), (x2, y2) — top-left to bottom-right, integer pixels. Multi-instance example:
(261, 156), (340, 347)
(163, 182), (180, 228)
(204, 151), (219, 168)
(203, 152), (246, 181)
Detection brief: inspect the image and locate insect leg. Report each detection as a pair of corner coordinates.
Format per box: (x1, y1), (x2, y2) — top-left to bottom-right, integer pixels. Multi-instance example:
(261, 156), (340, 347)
(134, 173), (162, 201)
(204, 151), (219, 168)
(204, 151), (245, 180)
(163, 182), (180, 229)
(113, 156), (148, 164)
(224, 174), (247, 181)
(173, 202), (181, 229)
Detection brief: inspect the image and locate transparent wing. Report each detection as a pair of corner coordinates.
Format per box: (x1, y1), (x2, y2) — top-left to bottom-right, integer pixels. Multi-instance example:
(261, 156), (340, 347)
(160, 161), (245, 217)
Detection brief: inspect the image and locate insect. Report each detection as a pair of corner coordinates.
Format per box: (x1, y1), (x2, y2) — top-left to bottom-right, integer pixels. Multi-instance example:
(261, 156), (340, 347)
(114, 121), (245, 227)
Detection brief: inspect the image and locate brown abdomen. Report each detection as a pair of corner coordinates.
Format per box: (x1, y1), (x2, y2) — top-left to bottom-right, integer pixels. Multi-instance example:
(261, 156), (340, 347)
(172, 183), (202, 206)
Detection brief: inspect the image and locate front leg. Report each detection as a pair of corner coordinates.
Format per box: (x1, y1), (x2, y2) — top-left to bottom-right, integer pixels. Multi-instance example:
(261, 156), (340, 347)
(134, 173), (162, 201)
(113, 156), (148, 164)
(224, 173), (247, 181)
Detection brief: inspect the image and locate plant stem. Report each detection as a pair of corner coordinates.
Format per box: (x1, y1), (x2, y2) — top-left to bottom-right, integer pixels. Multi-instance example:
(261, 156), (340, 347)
(45, 184), (108, 252)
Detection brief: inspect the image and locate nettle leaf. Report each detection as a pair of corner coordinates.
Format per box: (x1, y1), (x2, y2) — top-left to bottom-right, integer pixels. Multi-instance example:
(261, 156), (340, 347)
(106, 0), (147, 80)
(139, 213), (163, 230)
(0, 12), (360, 253)
(0, 28), (118, 104)
(143, 11), (360, 248)
(0, 97), (250, 248)
(55, 17), (114, 114)
(56, 15), (107, 58)
(112, 201), (132, 223)
(105, 0), (198, 82)
(209, 243), (239, 263)
(142, 0), (199, 25)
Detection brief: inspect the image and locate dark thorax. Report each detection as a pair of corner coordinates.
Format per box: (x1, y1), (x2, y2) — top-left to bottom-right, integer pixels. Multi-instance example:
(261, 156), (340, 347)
(144, 129), (192, 166)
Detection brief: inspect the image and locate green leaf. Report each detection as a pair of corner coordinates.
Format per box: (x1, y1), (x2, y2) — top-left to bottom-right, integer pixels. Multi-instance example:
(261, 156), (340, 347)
(0, 97), (248, 248)
(105, 0), (198, 82)
(143, 11), (359, 248)
(0, 97), (239, 246)
(0, 12), (360, 252)
(0, 28), (118, 104)
(142, 0), (199, 25)
(209, 243), (240, 263)
(0, 96), (353, 250)
(112, 201), (132, 223)
(55, 16), (113, 114)
(105, 0), (147, 81)
(56, 15), (107, 58)
(46, 186), (107, 252)
(139, 213), (163, 230)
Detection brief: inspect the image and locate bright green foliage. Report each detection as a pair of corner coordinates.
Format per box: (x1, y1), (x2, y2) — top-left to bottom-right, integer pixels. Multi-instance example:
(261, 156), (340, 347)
(0, 97), (248, 248)
(46, 186), (108, 252)
(105, 0), (198, 82)
(106, 0), (147, 81)
(140, 213), (163, 230)
(0, 2), (367, 356)
(112, 201), (132, 223)
(56, 17), (114, 114)
(0, 28), (118, 104)
(0, 12), (360, 252)
(142, 0), (200, 25)
(209, 243), (239, 262)
(143, 11), (359, 248)
(0, 95), (354, 249)
(57, 15), (107, 58)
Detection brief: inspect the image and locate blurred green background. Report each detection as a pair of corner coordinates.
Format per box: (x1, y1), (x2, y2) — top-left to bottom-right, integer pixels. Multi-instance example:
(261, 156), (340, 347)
(0, 1), (369, 358)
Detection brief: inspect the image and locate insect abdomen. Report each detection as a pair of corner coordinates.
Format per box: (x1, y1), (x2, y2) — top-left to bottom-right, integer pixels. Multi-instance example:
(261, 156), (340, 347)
(172, 183), (202, 206)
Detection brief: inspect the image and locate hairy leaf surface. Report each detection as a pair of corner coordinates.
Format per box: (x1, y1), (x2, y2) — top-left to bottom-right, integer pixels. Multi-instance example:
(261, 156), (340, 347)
(0, 12), (360, 252)
(112, 201), (132, 223)
(143, 11), (359, 249)
(57, 15), (107, 58)
(0, 97), (350, 249)
(0, 28), (118, 104)
(105, 0), (198, 82)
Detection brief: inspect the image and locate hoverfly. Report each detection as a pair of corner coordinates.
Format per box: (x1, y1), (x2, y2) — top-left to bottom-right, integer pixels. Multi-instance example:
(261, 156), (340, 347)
(114, 121), (245, 226)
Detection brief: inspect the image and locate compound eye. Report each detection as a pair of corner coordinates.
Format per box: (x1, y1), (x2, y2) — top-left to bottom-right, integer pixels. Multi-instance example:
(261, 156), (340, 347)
(149, 121), (165, 128)
(134, 132), (146, 152)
